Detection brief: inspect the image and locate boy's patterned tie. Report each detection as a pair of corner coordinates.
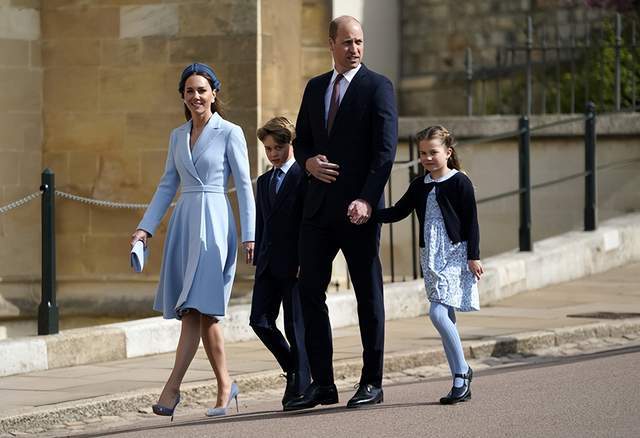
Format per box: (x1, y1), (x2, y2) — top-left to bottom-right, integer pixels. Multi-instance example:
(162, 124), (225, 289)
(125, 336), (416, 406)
(269, 168), (282, 206)
(327, 73), (344, 134)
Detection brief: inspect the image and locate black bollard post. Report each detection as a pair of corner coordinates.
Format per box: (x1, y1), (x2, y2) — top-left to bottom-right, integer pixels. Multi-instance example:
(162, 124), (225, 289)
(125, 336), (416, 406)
(39, 168), (59, 335)
(584, 102), (597, 231)
(518, 116), (532, 251)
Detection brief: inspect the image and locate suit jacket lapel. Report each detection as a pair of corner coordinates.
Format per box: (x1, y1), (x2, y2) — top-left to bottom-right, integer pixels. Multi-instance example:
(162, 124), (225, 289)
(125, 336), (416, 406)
(261, 169), (273, 216)
(317, 71), (332, 126)
(268, 163), (300, 219)
(177, 123), (202, 183)
(314, 72), (332, 147)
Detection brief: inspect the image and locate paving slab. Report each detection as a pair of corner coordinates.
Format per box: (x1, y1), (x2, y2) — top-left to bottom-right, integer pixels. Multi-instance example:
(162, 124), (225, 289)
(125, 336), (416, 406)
(1, 262), (639, 433)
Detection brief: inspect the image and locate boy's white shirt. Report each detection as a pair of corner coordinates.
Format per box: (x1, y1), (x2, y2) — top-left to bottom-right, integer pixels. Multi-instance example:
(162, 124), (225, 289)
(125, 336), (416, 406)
(275, 156), (296, 174)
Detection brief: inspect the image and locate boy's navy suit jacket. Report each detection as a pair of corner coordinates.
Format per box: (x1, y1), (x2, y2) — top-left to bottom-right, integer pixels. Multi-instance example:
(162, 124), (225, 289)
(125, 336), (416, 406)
(253, 161), (306, 279)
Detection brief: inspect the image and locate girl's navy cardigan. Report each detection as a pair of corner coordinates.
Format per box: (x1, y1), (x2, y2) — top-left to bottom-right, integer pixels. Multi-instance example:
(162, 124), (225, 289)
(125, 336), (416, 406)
(375, 171), (480, 260)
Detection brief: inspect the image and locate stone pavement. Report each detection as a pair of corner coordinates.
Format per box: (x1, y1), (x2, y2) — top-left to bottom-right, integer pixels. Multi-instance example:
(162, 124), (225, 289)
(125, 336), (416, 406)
(1, 262), (639, 435)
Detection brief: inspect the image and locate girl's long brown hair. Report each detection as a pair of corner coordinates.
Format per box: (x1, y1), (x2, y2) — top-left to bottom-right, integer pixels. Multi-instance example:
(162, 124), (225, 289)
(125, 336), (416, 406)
(415, 125), (460, 170)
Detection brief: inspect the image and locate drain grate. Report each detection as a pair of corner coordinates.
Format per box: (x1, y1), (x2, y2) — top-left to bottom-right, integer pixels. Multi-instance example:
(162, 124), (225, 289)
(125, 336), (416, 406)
(567, 312), (640, 320)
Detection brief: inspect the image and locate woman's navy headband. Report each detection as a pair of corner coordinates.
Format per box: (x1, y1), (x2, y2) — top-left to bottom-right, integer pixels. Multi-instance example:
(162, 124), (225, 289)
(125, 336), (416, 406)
(179, 63), (221, 91)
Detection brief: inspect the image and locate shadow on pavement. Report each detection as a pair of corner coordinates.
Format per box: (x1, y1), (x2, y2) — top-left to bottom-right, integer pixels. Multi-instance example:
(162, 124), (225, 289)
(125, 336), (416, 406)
(74, 344), (640, 438)
(73, 400), (443, 438)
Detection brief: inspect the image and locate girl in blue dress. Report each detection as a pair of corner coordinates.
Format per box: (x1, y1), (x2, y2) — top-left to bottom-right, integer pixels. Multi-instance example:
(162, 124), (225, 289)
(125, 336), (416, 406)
(376, 125), (483, 404)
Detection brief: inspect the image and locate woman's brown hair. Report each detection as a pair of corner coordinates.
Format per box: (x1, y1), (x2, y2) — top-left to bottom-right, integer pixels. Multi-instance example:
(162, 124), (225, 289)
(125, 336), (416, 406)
(415, 125), (461, 171)
(178, 72), (224, 121)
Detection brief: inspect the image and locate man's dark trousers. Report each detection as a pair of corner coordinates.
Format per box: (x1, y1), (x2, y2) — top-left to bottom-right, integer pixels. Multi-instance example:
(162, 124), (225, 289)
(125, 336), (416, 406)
(298, 211), (385, 386)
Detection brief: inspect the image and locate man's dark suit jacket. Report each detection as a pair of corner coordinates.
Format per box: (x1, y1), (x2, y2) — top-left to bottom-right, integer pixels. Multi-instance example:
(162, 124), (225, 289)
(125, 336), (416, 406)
(253, 161), (306, 278)
(294, 64), (398, 219)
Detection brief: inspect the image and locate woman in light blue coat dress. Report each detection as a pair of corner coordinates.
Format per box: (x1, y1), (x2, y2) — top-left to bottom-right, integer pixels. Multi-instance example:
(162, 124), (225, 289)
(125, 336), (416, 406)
(130, 63), (255, 418)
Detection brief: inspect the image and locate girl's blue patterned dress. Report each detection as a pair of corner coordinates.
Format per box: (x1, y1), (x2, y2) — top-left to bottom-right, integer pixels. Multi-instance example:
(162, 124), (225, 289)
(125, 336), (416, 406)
(420, 169), (480, 312)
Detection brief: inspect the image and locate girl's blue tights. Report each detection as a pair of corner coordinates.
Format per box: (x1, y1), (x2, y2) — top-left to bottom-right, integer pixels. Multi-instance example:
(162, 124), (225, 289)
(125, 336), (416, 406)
(429, 301), (469, 388)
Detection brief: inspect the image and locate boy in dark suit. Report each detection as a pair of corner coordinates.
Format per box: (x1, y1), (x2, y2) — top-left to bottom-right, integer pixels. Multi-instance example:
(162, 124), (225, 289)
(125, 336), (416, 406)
(250, 117), (310, 408)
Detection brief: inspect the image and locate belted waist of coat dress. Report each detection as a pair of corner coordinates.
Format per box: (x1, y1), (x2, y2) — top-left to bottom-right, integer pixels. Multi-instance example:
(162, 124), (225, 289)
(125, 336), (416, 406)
(181, 184), (226, 194)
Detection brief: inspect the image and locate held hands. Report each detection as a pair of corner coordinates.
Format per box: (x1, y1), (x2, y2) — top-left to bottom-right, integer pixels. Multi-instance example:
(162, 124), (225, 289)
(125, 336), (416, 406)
(243, 241), (255, 264)
(347, 199), (372, 225)
(468, 260), (484, 280)
(305, 154), (340, 183)
(130, 229), (149, 247)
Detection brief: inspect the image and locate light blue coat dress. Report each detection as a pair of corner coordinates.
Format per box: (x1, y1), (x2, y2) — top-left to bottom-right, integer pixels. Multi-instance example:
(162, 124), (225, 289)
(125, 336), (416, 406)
(138, 113), (255, 320)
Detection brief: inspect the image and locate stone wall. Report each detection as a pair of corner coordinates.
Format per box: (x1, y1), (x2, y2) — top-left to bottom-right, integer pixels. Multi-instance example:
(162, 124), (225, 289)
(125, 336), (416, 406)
(399, 0), (604, 116)
(0, 0), (43, 311)
(301, 0), (332, 86)
(258, 0), (301, 170)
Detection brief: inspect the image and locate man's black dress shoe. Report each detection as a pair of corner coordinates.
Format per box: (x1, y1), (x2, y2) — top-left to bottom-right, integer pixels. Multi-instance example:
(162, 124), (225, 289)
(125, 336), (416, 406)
(281, 372), (303, 407)
(439, 367), (473, 405)
(283, 382), (338, 411)
(346, 383), (383, 408)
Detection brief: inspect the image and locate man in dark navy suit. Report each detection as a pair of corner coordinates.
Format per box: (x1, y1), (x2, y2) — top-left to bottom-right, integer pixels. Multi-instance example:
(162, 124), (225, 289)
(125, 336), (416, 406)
(284, 16), (398, 411)
(250, 117), (310, 409)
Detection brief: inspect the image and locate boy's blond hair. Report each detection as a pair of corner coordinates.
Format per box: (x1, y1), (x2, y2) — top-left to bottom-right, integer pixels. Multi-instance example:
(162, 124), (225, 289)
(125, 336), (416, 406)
(257, 117), (296, 145)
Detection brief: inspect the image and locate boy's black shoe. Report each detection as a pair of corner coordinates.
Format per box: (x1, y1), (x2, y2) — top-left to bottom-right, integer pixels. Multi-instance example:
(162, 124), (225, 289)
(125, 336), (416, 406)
(281, 372), (302, 407)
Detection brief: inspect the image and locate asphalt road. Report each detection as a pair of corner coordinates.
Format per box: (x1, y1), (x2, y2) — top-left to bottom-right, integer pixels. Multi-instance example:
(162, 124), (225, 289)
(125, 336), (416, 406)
(78, 345), (640, 438)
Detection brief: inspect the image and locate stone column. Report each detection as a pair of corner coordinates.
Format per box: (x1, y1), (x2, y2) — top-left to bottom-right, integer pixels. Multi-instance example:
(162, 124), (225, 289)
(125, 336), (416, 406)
(0, 1), (43, 316)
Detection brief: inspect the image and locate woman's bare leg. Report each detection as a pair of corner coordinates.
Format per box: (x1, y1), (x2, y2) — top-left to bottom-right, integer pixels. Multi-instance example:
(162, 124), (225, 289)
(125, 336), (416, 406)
(156, 311), (200, 406)
(201, 315), (232, 407)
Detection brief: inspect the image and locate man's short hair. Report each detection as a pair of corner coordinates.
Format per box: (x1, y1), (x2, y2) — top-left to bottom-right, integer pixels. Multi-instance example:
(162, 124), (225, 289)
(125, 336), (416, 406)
(329, 15), (362, 40)
(257, 117), (296, 145)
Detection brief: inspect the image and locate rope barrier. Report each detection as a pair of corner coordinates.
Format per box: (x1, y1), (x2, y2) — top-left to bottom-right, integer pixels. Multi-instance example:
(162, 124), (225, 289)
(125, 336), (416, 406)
(0, 191), (42, 215)
(55, 190), (158, 209)
(54, 182), (245, 209)
(52, 182), (246, 209)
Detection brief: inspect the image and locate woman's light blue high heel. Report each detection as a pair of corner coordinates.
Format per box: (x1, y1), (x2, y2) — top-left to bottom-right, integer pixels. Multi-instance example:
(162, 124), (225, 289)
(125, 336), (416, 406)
(206, 382), (239, 417)
(152, 392), (181, 422)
